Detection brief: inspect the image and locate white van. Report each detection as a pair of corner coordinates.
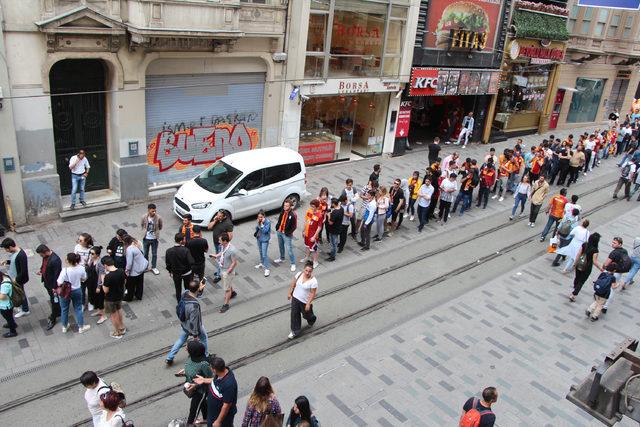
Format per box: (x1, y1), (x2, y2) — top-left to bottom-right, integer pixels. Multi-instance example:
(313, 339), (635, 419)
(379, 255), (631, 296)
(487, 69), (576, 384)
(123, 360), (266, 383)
(173, 147), (308, 224)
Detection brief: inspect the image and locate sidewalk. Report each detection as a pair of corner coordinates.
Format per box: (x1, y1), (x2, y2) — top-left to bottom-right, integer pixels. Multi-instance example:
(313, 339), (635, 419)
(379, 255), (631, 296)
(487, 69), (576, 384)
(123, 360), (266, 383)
(0, 125), (604, 377)
(249, 206), (640, 427)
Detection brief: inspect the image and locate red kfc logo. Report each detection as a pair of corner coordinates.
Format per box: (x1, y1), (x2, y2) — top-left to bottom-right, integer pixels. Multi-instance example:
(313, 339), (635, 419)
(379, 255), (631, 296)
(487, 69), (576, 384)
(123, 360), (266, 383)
(409, 68), (439, 96)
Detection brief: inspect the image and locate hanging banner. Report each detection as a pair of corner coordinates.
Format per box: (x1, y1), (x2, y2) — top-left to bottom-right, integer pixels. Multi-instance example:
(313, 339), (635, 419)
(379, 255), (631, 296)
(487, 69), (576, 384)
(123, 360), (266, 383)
(396, 101), (412, 138)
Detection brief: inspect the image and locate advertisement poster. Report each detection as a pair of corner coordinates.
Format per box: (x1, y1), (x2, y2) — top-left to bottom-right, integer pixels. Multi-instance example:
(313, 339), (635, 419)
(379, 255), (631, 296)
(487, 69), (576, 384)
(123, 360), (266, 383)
(447, 71), (460, 95)
(577, 0), (640, 9)
(424, 0), (503, 50)
(395, 101), (412, 138)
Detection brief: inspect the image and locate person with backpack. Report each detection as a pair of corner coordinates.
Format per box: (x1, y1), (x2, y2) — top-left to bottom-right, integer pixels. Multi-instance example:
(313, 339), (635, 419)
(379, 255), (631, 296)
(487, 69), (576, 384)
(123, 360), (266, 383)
(166, 277), (208, 366)
(621, 237), (640, 290)
(0, 267), (17, 337)
(80, 371), (109, 426)
(586, 263), (618, 321)
(613, 160), (637, 200)
(273, 199), (298, 273)
(460, 387), (497, 427)
(570, 233), (603, 302)
(57, 253), (90, 334)
(1, 237), (29, 318)
(602, 237), (632, 313)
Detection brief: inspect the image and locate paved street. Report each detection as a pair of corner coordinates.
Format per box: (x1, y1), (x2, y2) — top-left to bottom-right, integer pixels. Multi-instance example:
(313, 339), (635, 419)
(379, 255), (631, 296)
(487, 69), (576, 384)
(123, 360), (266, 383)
(2, 125), (637, 427)
(0, 126), (597, 377)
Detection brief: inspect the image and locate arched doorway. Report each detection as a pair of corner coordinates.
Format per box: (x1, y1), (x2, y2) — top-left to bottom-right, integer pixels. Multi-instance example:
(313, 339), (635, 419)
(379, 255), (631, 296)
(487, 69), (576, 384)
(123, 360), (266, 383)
(49, 59), (109, 195)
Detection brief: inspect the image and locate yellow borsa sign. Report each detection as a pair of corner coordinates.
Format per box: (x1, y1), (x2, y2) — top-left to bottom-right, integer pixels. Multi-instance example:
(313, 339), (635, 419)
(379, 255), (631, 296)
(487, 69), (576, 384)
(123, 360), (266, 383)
(449, 29), (487, 51)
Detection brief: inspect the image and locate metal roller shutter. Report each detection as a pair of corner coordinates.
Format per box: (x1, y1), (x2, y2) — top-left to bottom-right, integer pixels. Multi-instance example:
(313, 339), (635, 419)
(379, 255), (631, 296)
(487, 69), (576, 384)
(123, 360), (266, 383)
(145, 73), (265, 187)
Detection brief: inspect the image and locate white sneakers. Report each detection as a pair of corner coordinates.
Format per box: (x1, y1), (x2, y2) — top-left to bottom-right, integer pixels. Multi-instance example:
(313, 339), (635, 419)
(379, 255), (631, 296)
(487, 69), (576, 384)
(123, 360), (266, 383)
(499, 197), (504, 202)
(88, 303), (95, 311)
(290, 265), (296, 272)
(409, 215), (415, 221)
(288, 331), (296, 339)
(275, 258), (296, 272)
(61, 324), (69, 333)
(14, 309), (30, 318)
(519, 213), (526, 218)
(264, 269), (270, 277)
(273, 258), (283, 264)
(313, 261), (319, 268)
(530, 223), (535, 228)
(255, 263), (264, 269)
(491, 195), (498, 200)
(78, 325), (91, 334)
(152, 268), (160, 275)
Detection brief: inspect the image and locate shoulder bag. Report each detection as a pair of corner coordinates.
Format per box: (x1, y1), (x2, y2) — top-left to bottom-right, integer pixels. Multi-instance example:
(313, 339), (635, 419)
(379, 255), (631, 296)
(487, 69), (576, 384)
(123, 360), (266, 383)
(58, 268), (72, 300)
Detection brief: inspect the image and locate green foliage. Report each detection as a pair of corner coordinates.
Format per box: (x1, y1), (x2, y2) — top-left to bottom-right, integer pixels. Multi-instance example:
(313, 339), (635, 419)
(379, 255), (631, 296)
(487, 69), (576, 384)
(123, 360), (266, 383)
(513, 9), (569, 41)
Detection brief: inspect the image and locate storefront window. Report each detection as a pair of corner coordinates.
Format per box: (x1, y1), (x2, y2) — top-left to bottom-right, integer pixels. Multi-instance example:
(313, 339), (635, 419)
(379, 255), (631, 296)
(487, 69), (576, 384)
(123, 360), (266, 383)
(497, 65), (550, 114)
(567, 78), (606, 123)
(304, 0), (407, 79)
(299, 93), (388, 164)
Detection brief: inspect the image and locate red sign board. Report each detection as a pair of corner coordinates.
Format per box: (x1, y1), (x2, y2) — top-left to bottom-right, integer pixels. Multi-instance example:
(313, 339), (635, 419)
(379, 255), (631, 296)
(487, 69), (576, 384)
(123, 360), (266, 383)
(299, 141), (336, 165)
(519, 46), (564, 61)
(409, 68), (439, 96)
(424, 0), (503, 50)
(396, 101), (412, 138)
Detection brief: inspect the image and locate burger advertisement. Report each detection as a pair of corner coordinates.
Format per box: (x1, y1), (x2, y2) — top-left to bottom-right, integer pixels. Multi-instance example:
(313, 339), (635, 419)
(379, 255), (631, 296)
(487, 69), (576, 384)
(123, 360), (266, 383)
(424, 0), (503, 51)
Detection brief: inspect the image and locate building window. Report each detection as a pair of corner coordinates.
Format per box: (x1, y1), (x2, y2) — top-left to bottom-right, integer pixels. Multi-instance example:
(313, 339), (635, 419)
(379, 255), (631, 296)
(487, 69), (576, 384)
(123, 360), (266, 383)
(304, 0), (408, 79)
(594, 9), (608, 37)
(608, 14), (620, 38)
(580, 7), (592, 35)
(567, 78), (606, 123)
(240, 0), (267, 4)
(567, 5), (578, 33)
(623, 16), (633, 39)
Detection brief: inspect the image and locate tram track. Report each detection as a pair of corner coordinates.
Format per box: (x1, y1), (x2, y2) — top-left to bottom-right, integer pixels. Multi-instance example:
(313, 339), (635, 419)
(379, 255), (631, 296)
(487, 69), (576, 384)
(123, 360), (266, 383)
(0, 178), (620, 422)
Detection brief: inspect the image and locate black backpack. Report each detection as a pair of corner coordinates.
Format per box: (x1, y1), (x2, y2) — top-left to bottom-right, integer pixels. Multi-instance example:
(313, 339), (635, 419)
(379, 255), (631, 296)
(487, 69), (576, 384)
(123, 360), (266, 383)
(593, 272), (615, 296)
(618, 250), (633, 273)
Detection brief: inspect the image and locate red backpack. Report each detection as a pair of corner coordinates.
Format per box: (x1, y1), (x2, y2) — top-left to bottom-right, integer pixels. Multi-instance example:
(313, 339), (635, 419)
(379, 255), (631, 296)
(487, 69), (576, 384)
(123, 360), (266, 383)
(459, 398), (493, 427)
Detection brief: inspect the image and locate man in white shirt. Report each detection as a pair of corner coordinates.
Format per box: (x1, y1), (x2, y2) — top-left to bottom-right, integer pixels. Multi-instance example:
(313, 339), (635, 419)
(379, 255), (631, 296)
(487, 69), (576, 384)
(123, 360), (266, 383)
(438, 173), (459, 223)
(456, 112), (474, 147)
(584, 135), (597, 174)
(68, 149), (90, 209)
(417, 178), (434, 232)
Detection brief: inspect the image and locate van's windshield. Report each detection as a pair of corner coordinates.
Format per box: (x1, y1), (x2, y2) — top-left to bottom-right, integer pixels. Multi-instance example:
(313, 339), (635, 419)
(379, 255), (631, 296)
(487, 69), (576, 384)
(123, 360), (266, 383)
(194, 161), (243, 194)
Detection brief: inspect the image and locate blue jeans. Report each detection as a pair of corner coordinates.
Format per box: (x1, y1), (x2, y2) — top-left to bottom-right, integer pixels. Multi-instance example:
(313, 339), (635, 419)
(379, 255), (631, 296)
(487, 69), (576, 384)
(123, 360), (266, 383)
(625, 256), (640, 284)
(277, 231), (295, 266)
(329, 233), (339, 258)
(257, 240), (270, 268)
(166, 326), (208, 361)
(417, 205), (429, 231)
(458, 193), (472, 216)
(143, 238), (158, 269)
(618, 154), (631, 167)
(60, 287), (84, 328)
(511, 193), (527, 216)
(507, 174), (519, 193)
(540, 215), (560, 240)
(70, 174), (86, 205)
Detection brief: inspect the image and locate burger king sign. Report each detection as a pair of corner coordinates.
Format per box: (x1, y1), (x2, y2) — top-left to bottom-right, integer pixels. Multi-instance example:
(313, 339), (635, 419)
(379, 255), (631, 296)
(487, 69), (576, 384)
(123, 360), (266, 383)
(424, 0), (503, 51)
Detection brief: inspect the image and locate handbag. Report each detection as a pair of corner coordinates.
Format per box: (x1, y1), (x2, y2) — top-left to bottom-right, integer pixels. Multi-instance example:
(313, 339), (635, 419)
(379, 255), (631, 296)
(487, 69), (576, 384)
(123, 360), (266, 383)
(547, 236), (559, 254)
(58, 268), (72, 300)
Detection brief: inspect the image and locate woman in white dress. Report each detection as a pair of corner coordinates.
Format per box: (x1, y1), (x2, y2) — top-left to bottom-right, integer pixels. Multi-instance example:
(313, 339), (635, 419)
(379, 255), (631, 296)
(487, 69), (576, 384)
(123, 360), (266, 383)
(556, 219), (590, 273)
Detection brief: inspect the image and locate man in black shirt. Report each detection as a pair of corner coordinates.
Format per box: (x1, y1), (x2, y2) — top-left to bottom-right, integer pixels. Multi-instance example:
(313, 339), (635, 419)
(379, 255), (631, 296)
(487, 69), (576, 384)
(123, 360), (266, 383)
(186, 226), (209, 280)
(195, 357), (237, 427)
(325, 198), (344, 262)
(428, 137), (442, 166)
(207, 210), (234, 282)
(461, 387), (497, 427)
(369, 164), (381, 185)
(602, 236), (629, 313)
(35, 245), (62, 330)
(106, 229), (127, 269)
(102, 256), (126, 339)
(166, 233), (195, 302)
(1, 237), (30, 316)
(389, 179), (406, 230)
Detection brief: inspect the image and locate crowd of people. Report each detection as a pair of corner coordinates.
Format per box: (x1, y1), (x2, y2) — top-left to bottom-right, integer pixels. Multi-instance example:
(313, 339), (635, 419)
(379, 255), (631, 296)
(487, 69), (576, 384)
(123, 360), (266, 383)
(3, 115), (640, 426)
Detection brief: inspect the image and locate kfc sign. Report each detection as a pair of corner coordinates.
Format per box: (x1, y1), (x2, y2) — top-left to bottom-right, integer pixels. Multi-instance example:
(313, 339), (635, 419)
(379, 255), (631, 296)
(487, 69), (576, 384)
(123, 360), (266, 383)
(409, 68), (439, 96)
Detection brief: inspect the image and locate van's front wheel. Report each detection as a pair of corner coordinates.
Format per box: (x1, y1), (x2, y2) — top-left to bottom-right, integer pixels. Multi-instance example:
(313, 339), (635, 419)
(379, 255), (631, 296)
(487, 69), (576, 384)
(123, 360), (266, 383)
(285, 194), (300, 209)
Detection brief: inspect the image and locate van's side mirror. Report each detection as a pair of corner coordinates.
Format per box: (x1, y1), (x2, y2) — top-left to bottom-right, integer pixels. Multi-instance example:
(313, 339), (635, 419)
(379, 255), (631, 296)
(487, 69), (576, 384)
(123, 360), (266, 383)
(237, 189), (248, 196)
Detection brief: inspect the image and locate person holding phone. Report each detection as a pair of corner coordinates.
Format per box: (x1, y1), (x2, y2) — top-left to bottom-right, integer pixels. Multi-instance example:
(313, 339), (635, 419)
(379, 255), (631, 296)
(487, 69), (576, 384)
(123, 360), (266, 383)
(166, 277), (208, 366)
(68, 149), (90, 209)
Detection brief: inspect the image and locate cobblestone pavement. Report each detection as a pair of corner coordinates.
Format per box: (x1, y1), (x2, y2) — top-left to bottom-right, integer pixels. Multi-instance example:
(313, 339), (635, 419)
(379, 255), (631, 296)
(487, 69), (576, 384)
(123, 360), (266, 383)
(244, 208), (640, 427)
(0, 125), (609, 377)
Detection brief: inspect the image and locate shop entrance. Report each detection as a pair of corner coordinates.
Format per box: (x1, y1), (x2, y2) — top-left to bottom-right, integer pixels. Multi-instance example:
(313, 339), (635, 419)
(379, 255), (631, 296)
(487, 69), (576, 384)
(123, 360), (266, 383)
(408, 95), (482, 145)
(50, 59), (109, 195)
